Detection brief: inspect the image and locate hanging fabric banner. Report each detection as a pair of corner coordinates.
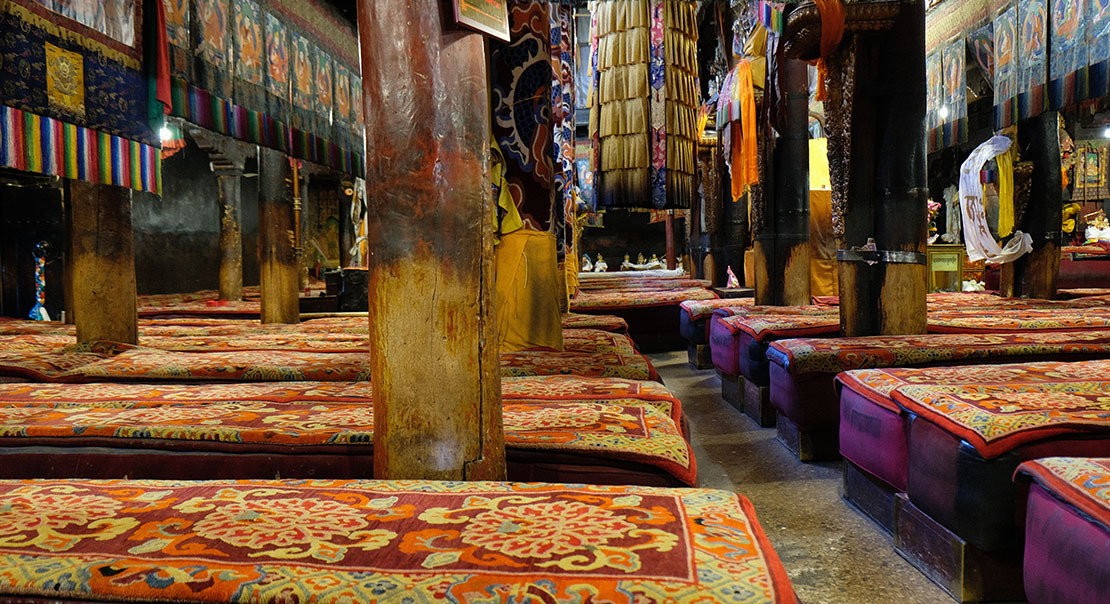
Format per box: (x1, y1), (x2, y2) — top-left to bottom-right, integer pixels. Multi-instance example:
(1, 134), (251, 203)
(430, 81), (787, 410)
(1049, 0), (1088, 110)
(1017, 0), (1048, 120)
(0, 105), (161, 194)
(490, 0), (555, 231)
(648, 0), (667, 209)
(993, 5), (1018, 129)
(942, 38), (968, 148)
(967, 22), (994, 83)
(926, 51), (943, 144)
(1089, 0), (1110, 99)
(959, 135), (1032, 264)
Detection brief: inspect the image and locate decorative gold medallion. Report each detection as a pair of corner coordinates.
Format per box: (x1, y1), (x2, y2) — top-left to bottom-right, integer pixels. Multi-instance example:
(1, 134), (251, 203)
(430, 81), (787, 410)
(45, 42), (85, 118)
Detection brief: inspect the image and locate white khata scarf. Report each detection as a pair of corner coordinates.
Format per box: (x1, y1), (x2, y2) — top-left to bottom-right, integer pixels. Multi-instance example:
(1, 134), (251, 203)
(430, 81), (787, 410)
(959, 135), (1032, 264)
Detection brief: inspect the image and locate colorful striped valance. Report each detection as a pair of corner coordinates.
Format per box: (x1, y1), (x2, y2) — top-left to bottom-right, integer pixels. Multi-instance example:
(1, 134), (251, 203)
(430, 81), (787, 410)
(0, 105), (161, 194)
(169, 78), (363, 177)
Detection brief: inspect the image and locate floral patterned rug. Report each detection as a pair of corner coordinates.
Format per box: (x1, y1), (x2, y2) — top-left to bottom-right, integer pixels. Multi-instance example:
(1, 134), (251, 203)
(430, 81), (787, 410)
(1016, 456), (1110, 531)
(0, 378), (694, 485)
(0, 478), (793, 603)
(837, 360), (1110, 458)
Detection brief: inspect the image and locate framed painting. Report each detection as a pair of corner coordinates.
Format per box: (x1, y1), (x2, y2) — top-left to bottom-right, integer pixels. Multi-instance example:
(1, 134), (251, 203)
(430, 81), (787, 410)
(452, 0), (510, 41)
(1075, 141), (1110, 201)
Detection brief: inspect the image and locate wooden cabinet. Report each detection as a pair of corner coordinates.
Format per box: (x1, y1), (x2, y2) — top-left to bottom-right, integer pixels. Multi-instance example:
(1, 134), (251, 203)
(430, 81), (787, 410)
(927, 245), (983, 292)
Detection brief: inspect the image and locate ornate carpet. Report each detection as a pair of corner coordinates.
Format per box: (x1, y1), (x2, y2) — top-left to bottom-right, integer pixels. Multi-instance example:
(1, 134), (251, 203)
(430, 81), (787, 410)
(0, 478), (793, 603)
(680, 298), (755, 321)
(570, 287), (717, 310)
(770, 330), (1110, 376)
(1, 345), (658, 384)
(576, 277), (712, 291)
(560, 313), (629, 332)
(837, 360), (1110, 458)
(716, 314), (840, 342)
(0, 379), (694, 486)
(1016, 457), (1110, 532)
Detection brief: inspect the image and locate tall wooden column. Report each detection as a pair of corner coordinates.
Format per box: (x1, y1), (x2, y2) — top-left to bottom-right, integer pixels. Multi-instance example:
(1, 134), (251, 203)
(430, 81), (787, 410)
(358, 0), (505, 481)
(67, 181), (137, 344)
(754, 57), (811, 305)
(216, 170), (244, 301)
(832, 1), (927, 336)
(1011, 112), (1061, 298)
(258, 148), (300, 324)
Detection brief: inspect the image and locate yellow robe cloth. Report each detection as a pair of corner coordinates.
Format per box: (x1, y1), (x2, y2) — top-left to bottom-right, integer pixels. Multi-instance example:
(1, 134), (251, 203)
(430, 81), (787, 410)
(996, 146), (1015, 237)
(494, 229), (564, 352)
(729, 60), (758, 201)
(809, 139), (837, 296)
(491, 140), (525, 238)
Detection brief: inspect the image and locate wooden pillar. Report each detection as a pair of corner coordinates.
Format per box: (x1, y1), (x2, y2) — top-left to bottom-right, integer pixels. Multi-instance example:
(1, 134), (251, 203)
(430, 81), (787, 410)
(359, 0), (505, 481)
(216, 170), (243, 301)
(1012, 112), (1061, 299)
(67, 181), (137, 344)
(755, 57), (811, 306)
(258, 148), (300, 324)
(836, 0), (927, 336)
(62, 198), (75, 324)
(664, 212), (677, 270)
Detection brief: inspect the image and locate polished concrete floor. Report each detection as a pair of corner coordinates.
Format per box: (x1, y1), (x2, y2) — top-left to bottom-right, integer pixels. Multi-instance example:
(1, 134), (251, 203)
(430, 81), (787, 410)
(649, 351), (951, 604)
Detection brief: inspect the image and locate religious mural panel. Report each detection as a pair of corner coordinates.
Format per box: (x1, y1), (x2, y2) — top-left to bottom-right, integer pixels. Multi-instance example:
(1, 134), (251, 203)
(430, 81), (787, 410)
(942, 38), (967, 125)
(314, 48), (333, 117)
(264, 10), (289, 100)
(291, 31), (314, 111)
(165, 0), (190, 49)
(1091, 0), (1110, 66)
(334, 63), (351, 124)
(235, 0), (264, 85)
(1018, 0), (1047, 95)
(33, 0), (137, 47)
(926, 52), (943, 131)
(196, 0), (230, 68)
(993, 6), (1017, 104)
(1051, 0), (1086, 81)
(967, 22), (994, 83)
(351, 75), (363, 126)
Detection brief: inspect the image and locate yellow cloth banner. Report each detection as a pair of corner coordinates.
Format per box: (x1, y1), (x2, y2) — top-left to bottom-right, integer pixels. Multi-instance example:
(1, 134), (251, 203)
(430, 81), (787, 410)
(495, 230), (564, 352)
(996, 146), (1015, 237)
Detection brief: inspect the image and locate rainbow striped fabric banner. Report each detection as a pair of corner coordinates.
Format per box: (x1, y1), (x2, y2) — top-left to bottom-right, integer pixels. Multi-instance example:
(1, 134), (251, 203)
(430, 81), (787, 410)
(0, 106), (160, 194)
(170, 78), (364, 178)
(759, 1), (785, 35)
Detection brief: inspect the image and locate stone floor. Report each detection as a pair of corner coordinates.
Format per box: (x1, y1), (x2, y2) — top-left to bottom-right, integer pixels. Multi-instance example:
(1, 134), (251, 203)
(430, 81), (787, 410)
(649, 351), (951, 604)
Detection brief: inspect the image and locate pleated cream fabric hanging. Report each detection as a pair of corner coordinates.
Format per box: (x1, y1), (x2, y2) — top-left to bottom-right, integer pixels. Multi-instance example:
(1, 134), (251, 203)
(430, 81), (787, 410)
(664, 0), (698, 208)
(590, 0), (699, 209)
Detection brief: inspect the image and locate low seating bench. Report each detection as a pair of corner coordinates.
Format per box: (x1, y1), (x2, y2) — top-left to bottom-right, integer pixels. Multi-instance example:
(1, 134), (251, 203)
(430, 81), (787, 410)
(0, 478), (797, 603)
(0, 377), (695, 487)
(768, 330), (1110, 460)
(835, 360), (1110, 602)
(1015, 457), (1110, 604)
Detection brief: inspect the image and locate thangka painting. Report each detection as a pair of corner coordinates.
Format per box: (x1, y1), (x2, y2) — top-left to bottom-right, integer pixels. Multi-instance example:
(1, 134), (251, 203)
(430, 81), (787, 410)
(1074, 141), (1110, 200)
(35, 0), (137, 46)
(264, 10), (288, 100)
(942, 39), (966, 122)
(926, 51), (943, 130)
(196, 0), (229, 68)
(993, 6), (1018, 103)
(165, 0), (189, 49)
(291, 31), (314, 111)
(234, 0), (263, 85)
(1091, 0), (1110, 65)
(967, 22), (994, 83)
(351, 75), (363, 126)
(1051, 0), (1087, 81)
(314, 48), (333, 117)
(333, 64), (351, 124)
(1018, 0), (1047, 94)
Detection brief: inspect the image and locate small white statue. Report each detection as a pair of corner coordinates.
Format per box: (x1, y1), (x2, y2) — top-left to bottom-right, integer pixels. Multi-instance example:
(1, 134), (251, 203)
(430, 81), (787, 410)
(941, 185), (961, 244)
(581, 254), (593, 272)
(594, 253), (608, 272)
